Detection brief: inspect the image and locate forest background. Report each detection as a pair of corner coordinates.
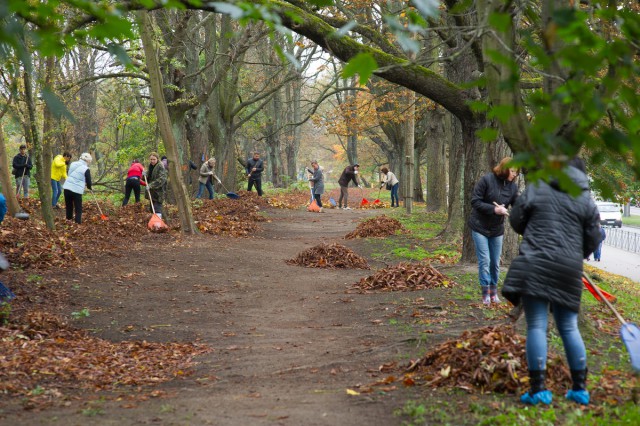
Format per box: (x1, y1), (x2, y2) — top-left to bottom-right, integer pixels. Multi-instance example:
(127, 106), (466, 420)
(0, 0), (639, 260)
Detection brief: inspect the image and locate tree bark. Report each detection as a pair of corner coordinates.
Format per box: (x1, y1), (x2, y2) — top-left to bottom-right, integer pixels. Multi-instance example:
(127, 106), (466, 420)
(0, 123), (19, 216)
(138, 10), (197, 234)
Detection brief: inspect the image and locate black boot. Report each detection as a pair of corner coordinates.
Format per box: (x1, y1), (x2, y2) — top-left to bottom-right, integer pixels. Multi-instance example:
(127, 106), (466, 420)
(566, 369), (589, 404)
(521, 370), (552, 405)
(529, 369), (547, 394)
(570, 368), (587, 391)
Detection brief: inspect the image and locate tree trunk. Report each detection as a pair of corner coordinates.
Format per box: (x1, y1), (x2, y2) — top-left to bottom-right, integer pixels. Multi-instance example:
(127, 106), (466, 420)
(139, 10), (197, 234)
(423, 107), (447, 211)
(403, 90), (415, 213)
(23, 64), (55, 230)
(0, 124), (19, 216)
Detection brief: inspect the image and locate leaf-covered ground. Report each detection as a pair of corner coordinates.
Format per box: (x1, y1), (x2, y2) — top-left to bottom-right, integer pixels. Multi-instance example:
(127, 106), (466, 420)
(0, 197), (638, 424)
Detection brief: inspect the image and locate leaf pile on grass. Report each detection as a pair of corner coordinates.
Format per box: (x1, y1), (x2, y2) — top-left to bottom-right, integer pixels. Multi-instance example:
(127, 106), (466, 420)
(193, 196), (267, 236)
(0, 217), (79, 270)
(350, 262), (455, 293)
(268, 189), (313, 209)
(0, 311), (211, 399)
(286, 243), (370, 269)
(345, 215), (407, 239)
(404, 325), (568, 394)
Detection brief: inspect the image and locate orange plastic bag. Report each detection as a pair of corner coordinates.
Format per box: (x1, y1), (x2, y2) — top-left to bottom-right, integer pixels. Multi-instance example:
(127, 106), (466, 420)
(147, 214), (169, 232)
(307, 199), (321, 212)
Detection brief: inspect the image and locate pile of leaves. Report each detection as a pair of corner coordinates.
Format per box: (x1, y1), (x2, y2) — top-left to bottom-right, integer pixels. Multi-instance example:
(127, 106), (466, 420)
(268, 189), (313, 209)
(0, 217), (79, 269)
(405, 325), (568, 394)
(345, 215), (407, 239)
(286, 243), (370, 269)
(350, 262), (455, 293)
(0, 311), (211, 398)
(193, 195), (267, 236)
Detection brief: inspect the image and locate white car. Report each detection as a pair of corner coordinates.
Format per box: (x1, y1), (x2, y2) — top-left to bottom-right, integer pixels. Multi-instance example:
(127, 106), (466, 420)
(596, 202), (622, 228)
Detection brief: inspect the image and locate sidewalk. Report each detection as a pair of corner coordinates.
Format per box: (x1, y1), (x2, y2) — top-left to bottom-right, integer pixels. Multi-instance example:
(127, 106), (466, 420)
(586, 244), (640, 282)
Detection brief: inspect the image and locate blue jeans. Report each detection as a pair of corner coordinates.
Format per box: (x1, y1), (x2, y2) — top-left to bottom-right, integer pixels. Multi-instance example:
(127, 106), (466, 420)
(522, 296), (586, 371)
(391, 183), (400, 207)
(196, 181), (214, 199)
(593, 243), (602, 261)
(471, 230), (503, 287)
(51, 179), (63, 206)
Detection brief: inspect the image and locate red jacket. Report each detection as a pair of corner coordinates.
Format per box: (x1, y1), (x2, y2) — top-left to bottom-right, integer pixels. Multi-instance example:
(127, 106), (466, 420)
(127, 162), (144, 179)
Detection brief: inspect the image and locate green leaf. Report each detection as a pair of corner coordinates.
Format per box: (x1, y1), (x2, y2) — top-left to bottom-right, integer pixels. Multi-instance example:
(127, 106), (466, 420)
(107, 43), (132, 68)
(342, 53), (377, 85)
(306, 0), (334, 7)
(411, 0), (440, 19)
(41, 88), (76, 123)
(489, 12), (512, 33)
(211, 2), (245, 19)
(476, 127), (499, 142)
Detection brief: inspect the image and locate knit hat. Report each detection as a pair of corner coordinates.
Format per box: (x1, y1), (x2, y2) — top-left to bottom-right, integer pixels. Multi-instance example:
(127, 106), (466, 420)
(80, 152), (92, 163)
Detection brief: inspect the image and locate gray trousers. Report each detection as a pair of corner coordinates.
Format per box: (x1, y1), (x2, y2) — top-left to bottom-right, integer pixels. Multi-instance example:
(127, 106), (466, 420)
(15, 176), (30, 197)
(338, 186), (349, 207)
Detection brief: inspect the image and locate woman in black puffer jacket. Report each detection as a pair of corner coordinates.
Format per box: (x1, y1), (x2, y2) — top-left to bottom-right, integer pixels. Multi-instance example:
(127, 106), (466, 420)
(502, 158), (602, 407)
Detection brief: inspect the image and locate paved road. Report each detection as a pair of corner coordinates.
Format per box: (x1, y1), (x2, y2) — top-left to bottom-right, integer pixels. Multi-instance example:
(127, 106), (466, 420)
(586, 244), (640, 282)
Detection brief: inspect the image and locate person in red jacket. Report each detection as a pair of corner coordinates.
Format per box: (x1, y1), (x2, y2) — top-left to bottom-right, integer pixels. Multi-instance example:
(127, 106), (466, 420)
(122, 160), (144, 206)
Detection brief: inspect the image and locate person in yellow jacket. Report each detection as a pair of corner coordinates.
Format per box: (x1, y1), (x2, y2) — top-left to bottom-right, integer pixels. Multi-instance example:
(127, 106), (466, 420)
(51, 151), (71, 208)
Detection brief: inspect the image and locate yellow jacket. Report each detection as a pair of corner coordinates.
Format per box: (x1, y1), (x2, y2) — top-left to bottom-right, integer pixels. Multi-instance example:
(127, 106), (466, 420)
(51, 154), (68, 181)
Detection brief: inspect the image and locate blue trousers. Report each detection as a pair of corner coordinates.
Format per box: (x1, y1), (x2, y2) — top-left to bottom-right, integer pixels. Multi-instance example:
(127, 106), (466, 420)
(196, 181), (215, 199)
(390, 183), (399, 207)
(522, 296), (587, 371)
(51, 179), (63, 206)
(471, 230), (503, 287)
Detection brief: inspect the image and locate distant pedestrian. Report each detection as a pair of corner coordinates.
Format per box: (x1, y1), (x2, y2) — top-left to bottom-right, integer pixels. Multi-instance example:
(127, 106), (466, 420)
(12, 144), (32, 197)
(502, 157), (602, 406)
(380, 167), (400, 207)
(246, 152), (264, 196)
(51, 151), (71, 208)
(197, 157), (218, 200)
(122, 160), (144, 206)
(145, 152), (168, 219)
(337, 164), (361, 209)
(593, 225), (606, 262)
(62, 153), (93, 224)
(469, 157), (519, 305)
(307, 160), (324, 212)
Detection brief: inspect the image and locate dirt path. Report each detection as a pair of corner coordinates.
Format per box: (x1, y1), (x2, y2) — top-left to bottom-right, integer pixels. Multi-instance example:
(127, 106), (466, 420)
(3, 207), (428, 425)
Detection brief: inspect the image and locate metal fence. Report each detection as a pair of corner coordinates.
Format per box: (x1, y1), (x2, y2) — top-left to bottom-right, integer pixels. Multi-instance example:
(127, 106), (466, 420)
(604, 228), (640, 253)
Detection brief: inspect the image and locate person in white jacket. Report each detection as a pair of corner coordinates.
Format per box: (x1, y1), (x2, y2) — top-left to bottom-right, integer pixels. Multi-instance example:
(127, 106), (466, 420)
(380, 167), (400, 207)
(62, 153), (92, 224)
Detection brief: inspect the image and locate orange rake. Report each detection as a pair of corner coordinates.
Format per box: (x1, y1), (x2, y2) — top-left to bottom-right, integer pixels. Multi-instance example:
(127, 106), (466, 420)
(89, 189), (108, 221)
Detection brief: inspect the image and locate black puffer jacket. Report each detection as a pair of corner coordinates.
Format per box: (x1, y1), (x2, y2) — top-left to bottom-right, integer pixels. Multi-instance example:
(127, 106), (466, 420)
(469, 172), (518, 237)
(502, 166), (602, 312)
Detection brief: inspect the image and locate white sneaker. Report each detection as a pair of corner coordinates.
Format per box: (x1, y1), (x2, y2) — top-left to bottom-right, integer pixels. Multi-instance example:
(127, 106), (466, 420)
(344, 207), (351, 210)
(319, 207), (324, 213)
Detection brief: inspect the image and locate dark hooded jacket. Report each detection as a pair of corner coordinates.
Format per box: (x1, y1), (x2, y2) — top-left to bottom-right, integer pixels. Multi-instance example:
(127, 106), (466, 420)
(469, 172), (519, 237)
(338, 166), (359, 187)
(502, 166), (602, 312)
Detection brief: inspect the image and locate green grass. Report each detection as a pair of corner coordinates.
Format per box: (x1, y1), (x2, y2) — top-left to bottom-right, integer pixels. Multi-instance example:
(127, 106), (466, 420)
(622, 215), (640, 226)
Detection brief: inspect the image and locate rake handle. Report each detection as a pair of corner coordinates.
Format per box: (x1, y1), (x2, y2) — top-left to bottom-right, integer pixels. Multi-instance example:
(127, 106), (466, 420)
(89, 189), (105, 217)
(583, 272), (627, 326)
(143, 175), (157, 215)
